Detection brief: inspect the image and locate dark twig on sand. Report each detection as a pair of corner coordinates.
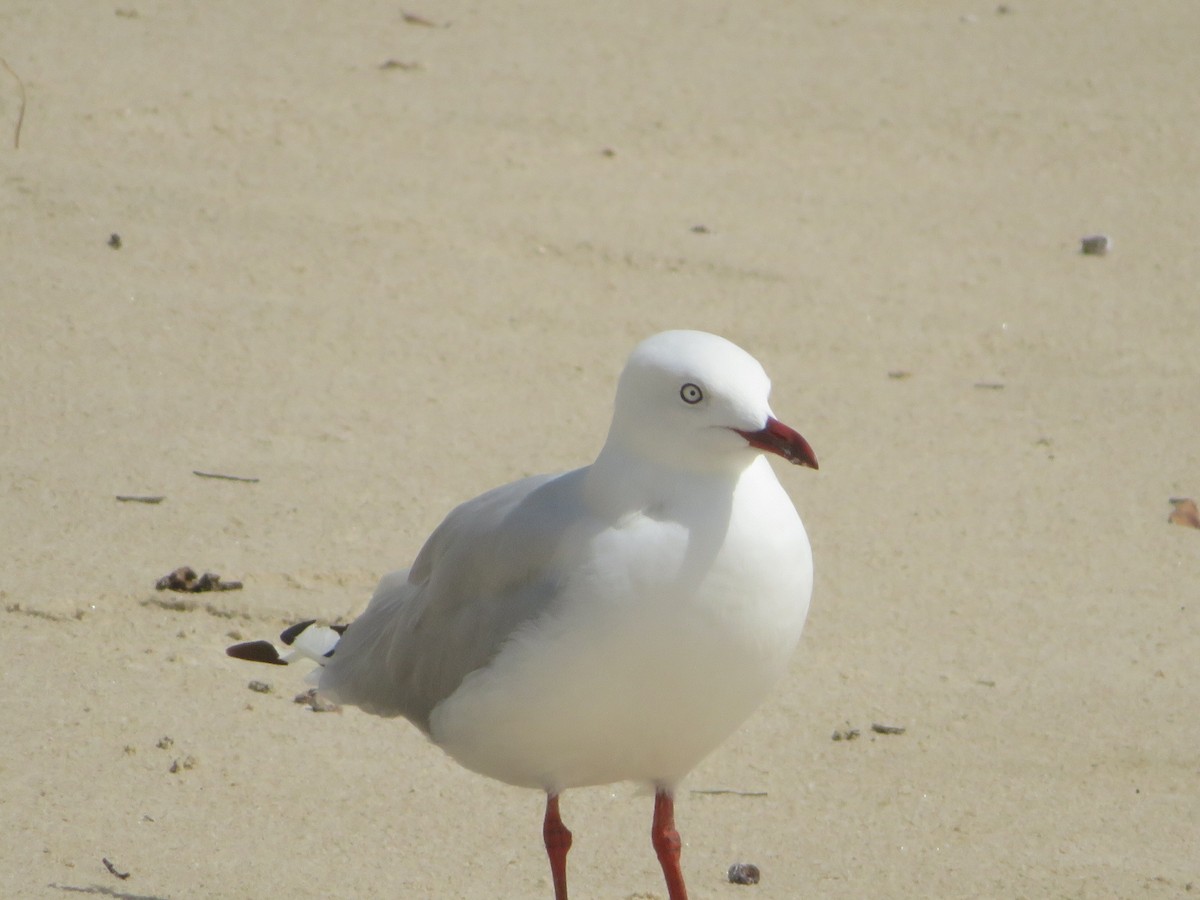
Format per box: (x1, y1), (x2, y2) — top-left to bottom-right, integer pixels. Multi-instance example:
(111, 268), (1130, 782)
(690, 789), (767, 797)
(401, 10), (438, 26)
(193, 470), (260, 483)
(102, 857), (130, 880)
(116, 495), (165, 504)
(0, 58), (25, 149)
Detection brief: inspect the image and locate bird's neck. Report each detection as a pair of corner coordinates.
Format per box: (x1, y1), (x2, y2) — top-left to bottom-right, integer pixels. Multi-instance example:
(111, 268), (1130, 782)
(584, 442), (750, 522)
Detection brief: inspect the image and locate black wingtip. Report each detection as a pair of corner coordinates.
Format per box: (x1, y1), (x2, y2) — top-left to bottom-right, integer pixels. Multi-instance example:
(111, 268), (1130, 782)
(279, 619), (317, 646)
(227, 640), (289, 665)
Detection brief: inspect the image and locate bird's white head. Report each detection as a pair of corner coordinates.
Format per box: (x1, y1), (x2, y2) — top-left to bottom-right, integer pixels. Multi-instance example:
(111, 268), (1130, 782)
(601, 330), (818, 474)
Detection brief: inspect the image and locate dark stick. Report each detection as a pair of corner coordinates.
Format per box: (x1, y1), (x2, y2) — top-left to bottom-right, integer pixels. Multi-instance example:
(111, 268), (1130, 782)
(102, 858), (130, 880)
(193, 470), (260, 483)
(689, 789), (768, 797)
(0, 58), (25, 149)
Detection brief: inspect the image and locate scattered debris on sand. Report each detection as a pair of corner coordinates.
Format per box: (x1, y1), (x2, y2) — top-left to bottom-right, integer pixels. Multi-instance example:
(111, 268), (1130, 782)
(294, 688), (341, 713)
(155, 566), (243, 593)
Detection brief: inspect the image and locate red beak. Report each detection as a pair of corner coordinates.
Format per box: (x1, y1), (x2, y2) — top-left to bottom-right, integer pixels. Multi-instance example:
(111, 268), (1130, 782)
(734, 417), (819, 470)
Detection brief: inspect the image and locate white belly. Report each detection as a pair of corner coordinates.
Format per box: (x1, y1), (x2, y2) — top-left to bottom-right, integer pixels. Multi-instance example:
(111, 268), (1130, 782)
(429, 460), (812, 792)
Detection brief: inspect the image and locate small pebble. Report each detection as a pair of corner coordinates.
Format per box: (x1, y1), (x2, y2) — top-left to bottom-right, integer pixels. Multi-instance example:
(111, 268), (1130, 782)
(1080, 234), (1110, 256)
(248, 680), (272, 694)
(728, 862), (761, 885)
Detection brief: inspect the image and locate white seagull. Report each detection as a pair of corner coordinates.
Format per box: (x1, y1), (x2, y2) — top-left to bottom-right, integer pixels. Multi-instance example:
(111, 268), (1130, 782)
(228, 330), (818, 899)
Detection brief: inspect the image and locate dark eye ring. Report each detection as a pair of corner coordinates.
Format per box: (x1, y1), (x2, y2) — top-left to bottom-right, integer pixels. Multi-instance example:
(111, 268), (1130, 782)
(680, 383), (703, 404)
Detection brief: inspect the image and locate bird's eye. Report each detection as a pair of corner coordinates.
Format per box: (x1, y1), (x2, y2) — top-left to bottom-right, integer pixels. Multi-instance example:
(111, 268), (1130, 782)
(680, 383), (703, 405)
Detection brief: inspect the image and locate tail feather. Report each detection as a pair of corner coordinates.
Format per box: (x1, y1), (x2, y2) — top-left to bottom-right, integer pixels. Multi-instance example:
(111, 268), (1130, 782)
(227, 620), (346, 668)
(226, 639), (289, 665)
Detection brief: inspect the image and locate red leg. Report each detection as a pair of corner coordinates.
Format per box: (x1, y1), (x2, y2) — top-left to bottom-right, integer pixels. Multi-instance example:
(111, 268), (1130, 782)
(543, 792), (573, 900)
(651, 788), (689, 900)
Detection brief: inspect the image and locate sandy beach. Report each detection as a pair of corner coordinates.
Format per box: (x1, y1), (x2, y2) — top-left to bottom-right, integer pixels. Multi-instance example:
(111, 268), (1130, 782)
(2, 1), (1197, 896)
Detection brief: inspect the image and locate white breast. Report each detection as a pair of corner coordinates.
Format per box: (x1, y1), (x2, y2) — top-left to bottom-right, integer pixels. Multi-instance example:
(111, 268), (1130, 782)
(429, 456), (812, 792)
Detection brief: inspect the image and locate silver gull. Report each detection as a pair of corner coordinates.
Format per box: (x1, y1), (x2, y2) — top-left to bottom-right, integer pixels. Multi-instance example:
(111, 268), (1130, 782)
(228, 329), (819, 899)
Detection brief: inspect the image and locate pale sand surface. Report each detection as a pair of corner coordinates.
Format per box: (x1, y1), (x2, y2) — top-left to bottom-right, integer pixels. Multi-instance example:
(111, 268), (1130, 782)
(2, 2), (1198, 897)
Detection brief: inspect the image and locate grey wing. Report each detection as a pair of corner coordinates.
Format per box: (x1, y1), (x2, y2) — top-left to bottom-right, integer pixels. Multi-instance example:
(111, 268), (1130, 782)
(318, 467), (590, 732)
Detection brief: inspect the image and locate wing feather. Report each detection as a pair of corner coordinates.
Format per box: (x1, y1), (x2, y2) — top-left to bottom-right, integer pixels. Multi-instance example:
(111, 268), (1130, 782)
(318, 467), (591, 730)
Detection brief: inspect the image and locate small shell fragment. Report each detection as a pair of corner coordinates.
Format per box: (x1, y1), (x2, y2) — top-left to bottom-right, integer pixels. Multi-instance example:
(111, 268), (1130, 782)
(1168, 498), (1200, 529)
